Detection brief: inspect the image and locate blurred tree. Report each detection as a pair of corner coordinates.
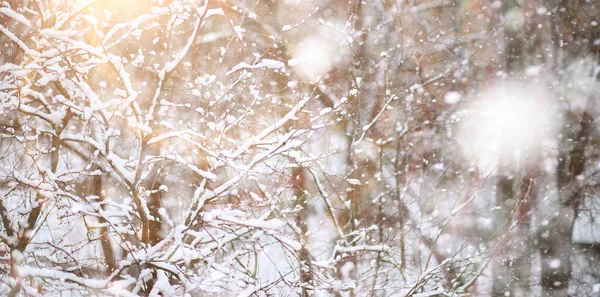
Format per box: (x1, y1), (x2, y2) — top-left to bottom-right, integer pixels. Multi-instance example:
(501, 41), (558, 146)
(0, 0), (599, 296)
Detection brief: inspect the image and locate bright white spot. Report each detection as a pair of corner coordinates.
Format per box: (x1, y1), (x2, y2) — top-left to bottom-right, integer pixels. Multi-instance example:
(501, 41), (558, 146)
(456, 80), (557, 172)
(505, 8), (525, 31)
(549, 258), (561, 269)
(287, 80), (298, 89)
(291, 24), (347, 81)
(525, 65), (542, 77)
(226, 115), (236, 124)
(536, 7), (547, 15)
(347, 179), (361, 185)
(444, 91), (461, 105)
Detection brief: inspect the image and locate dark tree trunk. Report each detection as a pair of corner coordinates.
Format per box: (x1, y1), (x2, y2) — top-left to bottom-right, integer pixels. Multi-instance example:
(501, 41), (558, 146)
(539, 112), (592, 296)
(292, 166), (314, 297)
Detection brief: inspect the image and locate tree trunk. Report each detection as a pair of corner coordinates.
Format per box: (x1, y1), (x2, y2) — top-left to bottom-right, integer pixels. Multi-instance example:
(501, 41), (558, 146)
(491, 165), (516, 297)
(292, 166), (314, 297)
(539, 112), (592, 296)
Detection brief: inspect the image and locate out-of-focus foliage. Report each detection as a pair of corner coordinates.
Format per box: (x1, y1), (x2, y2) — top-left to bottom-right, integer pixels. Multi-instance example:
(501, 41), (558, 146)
(0, 0), (599, 296)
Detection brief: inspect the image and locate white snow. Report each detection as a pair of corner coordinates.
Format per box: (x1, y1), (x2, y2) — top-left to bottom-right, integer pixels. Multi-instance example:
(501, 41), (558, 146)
(0, 8), (32, 28)
(347, 179), (361, 185)
(444, 91), (461, 105)
(227, 59), (285, 75)
(549, 258), (561, 269)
